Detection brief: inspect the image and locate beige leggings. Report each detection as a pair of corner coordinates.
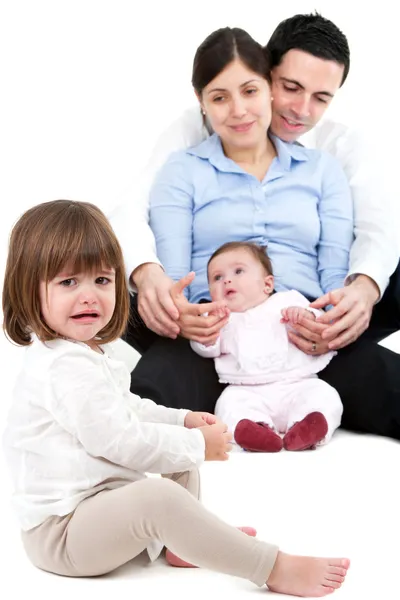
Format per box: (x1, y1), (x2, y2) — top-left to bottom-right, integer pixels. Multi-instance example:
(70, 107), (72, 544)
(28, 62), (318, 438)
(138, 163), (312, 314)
(21, 470), (278, 587)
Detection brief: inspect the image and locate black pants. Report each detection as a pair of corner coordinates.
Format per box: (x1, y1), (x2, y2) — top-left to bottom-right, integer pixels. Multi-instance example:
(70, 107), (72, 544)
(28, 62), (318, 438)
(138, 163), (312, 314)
(126, 261), (400, 440)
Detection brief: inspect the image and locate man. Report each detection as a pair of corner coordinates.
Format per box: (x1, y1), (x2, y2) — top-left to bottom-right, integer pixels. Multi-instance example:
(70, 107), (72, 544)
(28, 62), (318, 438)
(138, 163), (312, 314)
(110, 13), (400, 439)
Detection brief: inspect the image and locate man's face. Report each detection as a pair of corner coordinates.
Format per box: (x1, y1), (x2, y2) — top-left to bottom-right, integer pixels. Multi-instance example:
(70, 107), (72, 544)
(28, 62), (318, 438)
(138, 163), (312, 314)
(270, 49), (345, 142)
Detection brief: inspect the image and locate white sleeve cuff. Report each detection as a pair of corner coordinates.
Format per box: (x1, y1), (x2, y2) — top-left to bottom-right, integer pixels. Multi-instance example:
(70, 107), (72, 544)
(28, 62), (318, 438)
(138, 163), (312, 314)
(345, 264), (388, 300)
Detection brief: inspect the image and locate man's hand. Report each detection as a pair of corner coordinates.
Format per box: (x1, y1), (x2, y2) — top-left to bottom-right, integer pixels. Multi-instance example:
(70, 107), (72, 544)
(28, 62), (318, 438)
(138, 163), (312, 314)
(310, 275), (379, 350)
(184, 411), (225, 429)
(132, 263), (180, 338)
(286, 311), (330, 356)
(170, 272), (230, 345)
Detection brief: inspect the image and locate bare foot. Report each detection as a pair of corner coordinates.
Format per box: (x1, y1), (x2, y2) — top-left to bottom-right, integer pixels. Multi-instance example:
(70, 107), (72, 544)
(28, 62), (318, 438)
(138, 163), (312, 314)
(266, 551), (350, 597)
(165, 526), (257, 568)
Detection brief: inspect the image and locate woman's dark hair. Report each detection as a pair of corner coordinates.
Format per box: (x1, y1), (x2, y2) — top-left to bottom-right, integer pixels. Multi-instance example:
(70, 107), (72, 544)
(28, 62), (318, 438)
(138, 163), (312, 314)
(265, 13), (350, 86)
(192, 27), (270, 95)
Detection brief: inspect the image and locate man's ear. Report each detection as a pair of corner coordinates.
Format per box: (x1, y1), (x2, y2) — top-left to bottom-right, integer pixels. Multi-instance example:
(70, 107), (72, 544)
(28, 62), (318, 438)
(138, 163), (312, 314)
(264, 274), (274, 294)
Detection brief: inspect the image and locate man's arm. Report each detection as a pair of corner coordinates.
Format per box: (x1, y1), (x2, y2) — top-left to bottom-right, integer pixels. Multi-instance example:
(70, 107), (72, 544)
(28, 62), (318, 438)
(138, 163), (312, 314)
(306, 119), (399, 297)
(108, 106), (208, 288)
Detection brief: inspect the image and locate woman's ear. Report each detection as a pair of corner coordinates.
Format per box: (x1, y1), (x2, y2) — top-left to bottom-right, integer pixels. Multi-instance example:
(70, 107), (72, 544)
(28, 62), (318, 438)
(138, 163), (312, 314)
(264, 274), (274, 295)
(194, 88), (206, 116)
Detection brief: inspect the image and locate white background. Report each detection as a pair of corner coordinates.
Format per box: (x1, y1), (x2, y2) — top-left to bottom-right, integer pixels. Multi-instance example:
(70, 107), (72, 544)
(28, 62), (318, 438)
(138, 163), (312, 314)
(0, 1), (399, 598)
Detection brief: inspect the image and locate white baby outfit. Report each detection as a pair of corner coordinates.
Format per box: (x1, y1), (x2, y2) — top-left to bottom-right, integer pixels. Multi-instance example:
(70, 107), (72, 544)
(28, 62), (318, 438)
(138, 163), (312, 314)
(191, 290), (343, 444)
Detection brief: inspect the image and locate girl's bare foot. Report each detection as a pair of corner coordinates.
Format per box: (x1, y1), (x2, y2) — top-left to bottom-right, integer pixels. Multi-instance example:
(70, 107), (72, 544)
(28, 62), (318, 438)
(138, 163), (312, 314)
(165, 526), (257, 568)
(266, 551), (350, 597)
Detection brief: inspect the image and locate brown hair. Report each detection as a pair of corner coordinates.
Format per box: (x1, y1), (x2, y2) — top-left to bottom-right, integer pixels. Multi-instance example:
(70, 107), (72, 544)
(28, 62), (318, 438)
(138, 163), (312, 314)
(2, 199), (130, 346)
(192, 27), (271, 96)
(207, 241), (273, 276)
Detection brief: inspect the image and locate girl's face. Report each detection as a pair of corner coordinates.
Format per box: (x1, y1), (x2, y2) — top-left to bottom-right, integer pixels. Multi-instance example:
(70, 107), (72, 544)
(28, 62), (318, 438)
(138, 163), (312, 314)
(39, 265), (116, 348)
(199, 58), (272, 151)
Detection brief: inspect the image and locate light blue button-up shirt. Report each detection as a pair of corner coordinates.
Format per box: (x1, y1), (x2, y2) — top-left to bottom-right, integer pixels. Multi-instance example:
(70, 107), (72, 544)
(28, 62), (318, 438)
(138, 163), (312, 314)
(149, 133), (354, 303)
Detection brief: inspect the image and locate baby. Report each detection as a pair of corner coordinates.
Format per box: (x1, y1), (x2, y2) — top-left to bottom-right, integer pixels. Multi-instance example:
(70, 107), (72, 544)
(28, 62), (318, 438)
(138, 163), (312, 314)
(191, 241), (343, 452)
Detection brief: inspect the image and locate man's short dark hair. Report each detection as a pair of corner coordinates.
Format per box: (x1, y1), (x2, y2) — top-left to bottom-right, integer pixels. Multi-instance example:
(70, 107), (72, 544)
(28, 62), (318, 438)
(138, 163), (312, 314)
(265, 13), (350, 86)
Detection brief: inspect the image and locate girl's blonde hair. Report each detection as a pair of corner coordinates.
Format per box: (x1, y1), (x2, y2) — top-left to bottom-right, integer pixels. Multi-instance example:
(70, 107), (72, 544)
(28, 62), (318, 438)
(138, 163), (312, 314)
(2, 199), (130, 345)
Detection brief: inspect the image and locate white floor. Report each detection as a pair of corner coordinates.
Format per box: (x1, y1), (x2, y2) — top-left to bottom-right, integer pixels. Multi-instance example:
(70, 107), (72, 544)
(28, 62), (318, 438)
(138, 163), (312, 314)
(1, 333), (400, 599)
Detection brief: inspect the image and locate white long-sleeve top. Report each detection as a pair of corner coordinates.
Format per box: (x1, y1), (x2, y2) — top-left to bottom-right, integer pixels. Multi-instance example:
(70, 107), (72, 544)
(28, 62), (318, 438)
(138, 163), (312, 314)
(3, 337), (205, 534)
(191, 290), (335, 385)
(109, 107), (398, 298)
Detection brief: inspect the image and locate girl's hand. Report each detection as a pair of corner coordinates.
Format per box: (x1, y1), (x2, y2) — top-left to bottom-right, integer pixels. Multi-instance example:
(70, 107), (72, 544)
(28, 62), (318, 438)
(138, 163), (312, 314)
(184, 411), (225, 429)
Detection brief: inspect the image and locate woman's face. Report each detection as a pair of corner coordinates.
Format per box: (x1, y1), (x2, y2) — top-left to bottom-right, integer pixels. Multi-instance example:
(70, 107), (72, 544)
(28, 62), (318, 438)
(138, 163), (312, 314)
(199, 58), (272, 150)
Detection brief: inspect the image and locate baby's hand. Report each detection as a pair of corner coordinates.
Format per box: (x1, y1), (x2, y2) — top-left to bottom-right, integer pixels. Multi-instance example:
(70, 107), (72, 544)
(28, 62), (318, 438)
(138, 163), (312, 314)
(184, 411), (225, 429)
(200, 422), (233, 461)
(281, 306), (316, 325)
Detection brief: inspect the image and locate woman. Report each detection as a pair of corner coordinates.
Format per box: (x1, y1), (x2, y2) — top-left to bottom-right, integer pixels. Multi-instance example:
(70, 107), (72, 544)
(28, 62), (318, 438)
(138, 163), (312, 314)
(149, 28), (352, 312)
(126, 27), (354, 417)
(116, 18), (400, 440)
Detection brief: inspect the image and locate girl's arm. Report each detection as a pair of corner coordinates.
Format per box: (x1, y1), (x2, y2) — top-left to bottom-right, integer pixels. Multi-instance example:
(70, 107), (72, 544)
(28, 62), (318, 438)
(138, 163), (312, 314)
(49, 350), (205, 474)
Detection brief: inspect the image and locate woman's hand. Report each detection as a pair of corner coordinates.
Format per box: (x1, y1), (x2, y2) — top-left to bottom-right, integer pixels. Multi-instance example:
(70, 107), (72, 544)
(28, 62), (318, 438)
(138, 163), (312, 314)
(132, 263), (180, 338)
(170, 272), (230, 345)
(310, 275), (380, 350)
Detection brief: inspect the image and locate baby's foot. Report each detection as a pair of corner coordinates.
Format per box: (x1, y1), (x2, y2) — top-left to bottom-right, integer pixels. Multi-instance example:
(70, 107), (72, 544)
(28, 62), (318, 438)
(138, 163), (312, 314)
(234, 419), (283, 452)
(165, 526), (257, 568)
(283, 412), (328, 451)
(266, 551), (350, 597)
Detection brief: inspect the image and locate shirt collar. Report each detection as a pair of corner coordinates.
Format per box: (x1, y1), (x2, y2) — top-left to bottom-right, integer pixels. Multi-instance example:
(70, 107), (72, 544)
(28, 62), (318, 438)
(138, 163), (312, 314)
(269, 134), (309, 169)
(187, 131), (309, 173)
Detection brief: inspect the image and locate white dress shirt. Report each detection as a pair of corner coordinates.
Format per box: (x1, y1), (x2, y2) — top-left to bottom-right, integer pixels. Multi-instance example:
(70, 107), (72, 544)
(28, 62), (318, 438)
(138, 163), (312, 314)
(109, 106), (398, 298)
(3, 336), (205, 539)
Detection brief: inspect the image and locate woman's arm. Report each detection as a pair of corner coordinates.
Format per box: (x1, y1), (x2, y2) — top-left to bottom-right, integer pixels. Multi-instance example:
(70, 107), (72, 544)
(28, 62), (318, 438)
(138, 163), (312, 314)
(317, 153), (354, 294)
(287, 155), (355, 356)
(149, 152), (195, 286)
(149, 155), (230, 343)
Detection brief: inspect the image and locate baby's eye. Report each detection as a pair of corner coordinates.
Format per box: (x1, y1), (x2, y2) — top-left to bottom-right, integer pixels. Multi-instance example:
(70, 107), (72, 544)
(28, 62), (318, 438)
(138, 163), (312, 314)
(235, 268), (244, 275)
(214, 274), (222, 282)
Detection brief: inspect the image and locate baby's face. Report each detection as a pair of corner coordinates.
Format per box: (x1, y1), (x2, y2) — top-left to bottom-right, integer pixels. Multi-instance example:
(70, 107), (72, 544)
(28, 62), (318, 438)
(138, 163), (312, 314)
(208, 248), (274, 312)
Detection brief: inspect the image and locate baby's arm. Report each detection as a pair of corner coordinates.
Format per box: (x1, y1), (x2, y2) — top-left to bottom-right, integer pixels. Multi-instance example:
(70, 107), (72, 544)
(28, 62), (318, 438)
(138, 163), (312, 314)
(190, 336), (222, 358)
(281, 306), (319, 325)
(280, 290), (323, 325)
